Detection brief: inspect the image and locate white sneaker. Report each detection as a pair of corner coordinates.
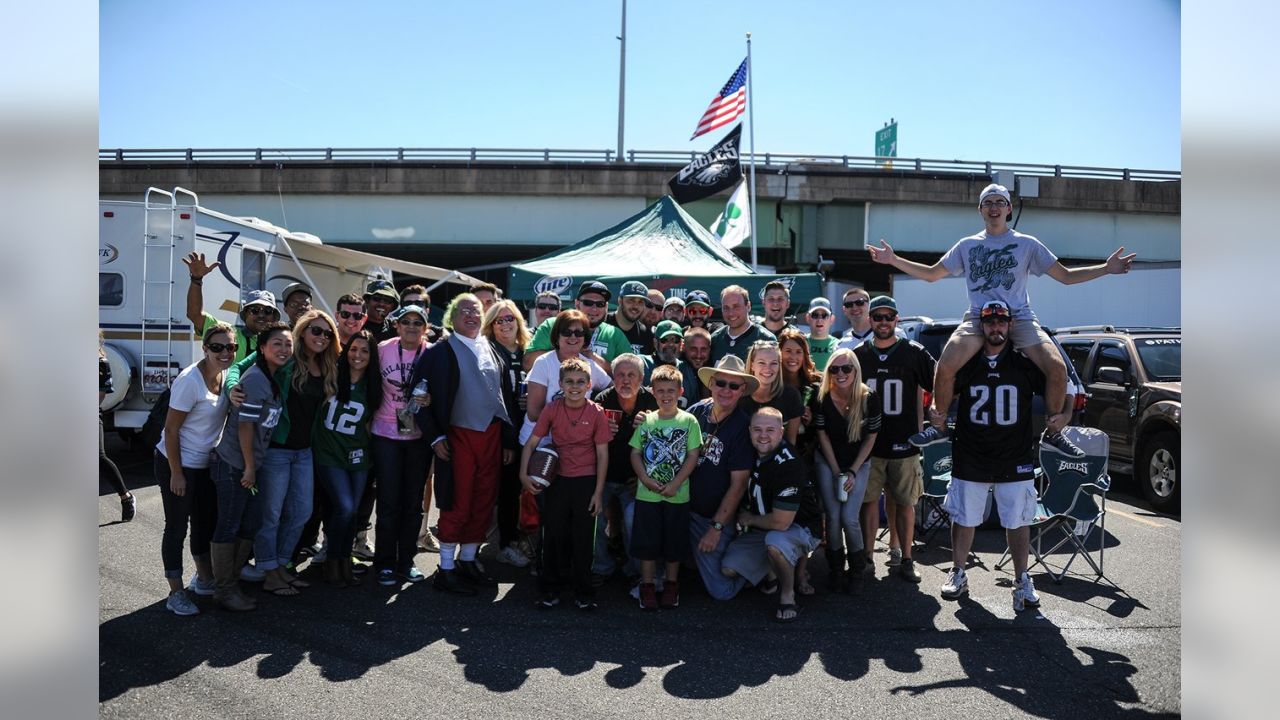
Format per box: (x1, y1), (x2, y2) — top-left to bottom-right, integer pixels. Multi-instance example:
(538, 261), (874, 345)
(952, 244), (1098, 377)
(496, 545), (530, 568)
(1013, 572), (1040, 611)
(187, 573), (215, 597)
(165, 589), (200, 616)
(240, 563), (266, 582)
(311, 546), (328, 564)
(940, 567), (968, 600)
(417, 527), (441, 553)
(887, 547), (903, 567)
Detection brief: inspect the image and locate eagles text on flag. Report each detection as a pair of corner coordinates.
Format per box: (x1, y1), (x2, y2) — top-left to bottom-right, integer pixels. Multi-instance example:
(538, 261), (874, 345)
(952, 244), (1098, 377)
(668, 124), (743, 204)
(690, 59), (748, 141)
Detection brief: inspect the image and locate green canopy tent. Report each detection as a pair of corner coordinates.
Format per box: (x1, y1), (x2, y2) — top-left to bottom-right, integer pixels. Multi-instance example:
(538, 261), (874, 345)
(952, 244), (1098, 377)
(508, 196), (821, 312)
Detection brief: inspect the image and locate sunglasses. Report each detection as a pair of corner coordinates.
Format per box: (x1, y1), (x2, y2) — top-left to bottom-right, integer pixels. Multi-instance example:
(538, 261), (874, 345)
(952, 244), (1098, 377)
(870, 313), (897, 322)
(685, 306), (710, 315)
(560, 329), (587, 338)
(245, 306), (275, 317)
(828, 363), (856, 375)
(400, 299), (426, 307)
(535, 303), (561, 312)
(398, 319), (426, 328)
(981, 199), (1011, 208)
(843, 299), (868, 308)
(308, 325), (335, 339)
(643, 301), (659, 310)
(206, 342), (238, 354)
(809, 312), (831, 319)
(578, 299), (608, 309)
(713, 379), (745, 391)
(337, 309), (366, 320)
(494, 315), (517, 325)
(980, 315), (1011, 324)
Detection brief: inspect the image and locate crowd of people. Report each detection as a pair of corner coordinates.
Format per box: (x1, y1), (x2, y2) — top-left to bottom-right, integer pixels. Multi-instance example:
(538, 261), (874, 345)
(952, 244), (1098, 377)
(104, 183), (1136, 622)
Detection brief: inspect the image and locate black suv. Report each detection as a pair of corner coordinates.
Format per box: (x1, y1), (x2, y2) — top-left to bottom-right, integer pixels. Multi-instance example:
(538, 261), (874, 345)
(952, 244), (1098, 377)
(1055, 327), (1181, 513)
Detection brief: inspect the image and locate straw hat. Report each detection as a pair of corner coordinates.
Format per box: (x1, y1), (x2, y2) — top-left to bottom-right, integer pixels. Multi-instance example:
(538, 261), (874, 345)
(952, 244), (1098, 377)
(696, 355), (760, 394)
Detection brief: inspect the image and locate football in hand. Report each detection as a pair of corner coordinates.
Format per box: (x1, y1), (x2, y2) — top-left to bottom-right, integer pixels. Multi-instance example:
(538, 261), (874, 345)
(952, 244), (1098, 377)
(526, 447), (559, 488)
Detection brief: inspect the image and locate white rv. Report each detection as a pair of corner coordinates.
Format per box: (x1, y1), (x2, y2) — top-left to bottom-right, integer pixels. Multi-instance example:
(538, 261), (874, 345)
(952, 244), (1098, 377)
(99, 187), (479, 442)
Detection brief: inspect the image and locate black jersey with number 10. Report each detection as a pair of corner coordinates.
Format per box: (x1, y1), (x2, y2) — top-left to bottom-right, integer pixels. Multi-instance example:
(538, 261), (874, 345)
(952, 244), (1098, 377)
(952, 345), (1046, 483)
(854, 338), (936, 459)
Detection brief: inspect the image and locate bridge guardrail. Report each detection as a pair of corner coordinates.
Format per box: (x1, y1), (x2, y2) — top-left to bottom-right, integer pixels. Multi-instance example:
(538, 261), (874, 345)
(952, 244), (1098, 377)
(99, 147), (1180, 182)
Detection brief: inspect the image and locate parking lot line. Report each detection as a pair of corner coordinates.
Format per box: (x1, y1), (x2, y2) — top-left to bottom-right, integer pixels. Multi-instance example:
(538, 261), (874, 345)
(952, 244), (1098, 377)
(1110, 507), (1167, 528)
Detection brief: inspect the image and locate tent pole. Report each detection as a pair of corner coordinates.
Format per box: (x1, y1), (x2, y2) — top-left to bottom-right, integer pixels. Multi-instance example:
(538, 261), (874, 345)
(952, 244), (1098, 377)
(746, 32), (758, 271)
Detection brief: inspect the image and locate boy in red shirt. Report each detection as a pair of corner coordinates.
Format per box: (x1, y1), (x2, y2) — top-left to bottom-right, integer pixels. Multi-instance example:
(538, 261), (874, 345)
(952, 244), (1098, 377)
(520, 357), (611, 610)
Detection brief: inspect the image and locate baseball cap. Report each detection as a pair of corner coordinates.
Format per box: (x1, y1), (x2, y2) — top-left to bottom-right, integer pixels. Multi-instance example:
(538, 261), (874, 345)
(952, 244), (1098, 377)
(363, 279), (399, 302)
(577, 280), (612, 300)
(980, 300), (1011, 319)
(868, 296), (898, 314)
(979, 183), (1012, 205)
(663, 296), (685, 309)
(619, 280), (649, 299)
(807, 297), (832, 314)
(281, 282), (312, 303)
(654, 320), (684, 340)
(240, 289), (278, 317)
(685, 290), (712, 307)
(390, 304), (428, 323)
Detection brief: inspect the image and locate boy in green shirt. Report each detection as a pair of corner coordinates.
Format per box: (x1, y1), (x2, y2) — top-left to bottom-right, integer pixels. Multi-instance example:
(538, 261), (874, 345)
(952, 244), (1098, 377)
(629, 365), (702, 610)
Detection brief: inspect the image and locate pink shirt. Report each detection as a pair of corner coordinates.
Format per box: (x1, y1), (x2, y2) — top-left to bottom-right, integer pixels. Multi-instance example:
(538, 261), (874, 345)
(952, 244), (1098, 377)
(372, 337), (426, 440)
(532, 399), (611, 478)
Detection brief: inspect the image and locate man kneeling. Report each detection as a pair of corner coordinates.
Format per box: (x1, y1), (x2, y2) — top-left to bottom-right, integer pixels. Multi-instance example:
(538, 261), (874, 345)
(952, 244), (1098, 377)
(721, 407), (821, 623)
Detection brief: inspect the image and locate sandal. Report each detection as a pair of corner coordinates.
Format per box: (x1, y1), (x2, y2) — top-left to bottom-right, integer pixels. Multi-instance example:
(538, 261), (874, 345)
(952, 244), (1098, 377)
(264, 569), (301, 596)
(279, 567), (311, 588)
(773, 603), (800, 623)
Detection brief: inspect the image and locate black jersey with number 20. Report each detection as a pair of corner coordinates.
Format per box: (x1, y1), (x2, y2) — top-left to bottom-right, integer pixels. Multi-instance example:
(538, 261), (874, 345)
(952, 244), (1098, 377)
(952, 345), (1046, 483)
(854, 338), (936, 459)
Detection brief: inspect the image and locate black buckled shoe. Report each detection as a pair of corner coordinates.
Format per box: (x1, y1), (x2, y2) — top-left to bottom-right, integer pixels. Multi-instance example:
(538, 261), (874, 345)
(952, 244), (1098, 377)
(456, 560), (498, 587)
(432, 568), (477, 596)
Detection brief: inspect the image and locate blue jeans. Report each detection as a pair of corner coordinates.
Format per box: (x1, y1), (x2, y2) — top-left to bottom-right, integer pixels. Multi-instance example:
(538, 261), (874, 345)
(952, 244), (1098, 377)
(255, 447), (314, 571)
(815, 460), (872, 554)
(317, 464), (369, 565)
(592, 481), (637, 577)
(688, 512), (747, 600)
(210, 456), (259, 543)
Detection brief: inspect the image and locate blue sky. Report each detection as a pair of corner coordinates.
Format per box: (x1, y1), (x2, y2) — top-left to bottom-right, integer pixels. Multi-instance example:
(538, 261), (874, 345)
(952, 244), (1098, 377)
(99, 0), (1180, 170)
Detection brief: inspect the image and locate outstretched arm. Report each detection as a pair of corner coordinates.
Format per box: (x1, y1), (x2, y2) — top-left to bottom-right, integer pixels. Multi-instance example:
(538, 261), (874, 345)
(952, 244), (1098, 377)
(183, 252), (220, 330)
(866, 239), (950, 282)
(1046, 247), (1136, 285)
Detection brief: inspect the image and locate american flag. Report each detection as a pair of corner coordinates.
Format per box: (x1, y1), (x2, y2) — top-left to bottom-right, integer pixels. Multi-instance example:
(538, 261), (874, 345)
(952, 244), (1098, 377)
(690, 59), (748, 141)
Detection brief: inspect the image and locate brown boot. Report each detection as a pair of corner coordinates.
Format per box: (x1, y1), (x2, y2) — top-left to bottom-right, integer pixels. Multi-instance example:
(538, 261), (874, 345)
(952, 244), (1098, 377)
(211, 542), (256, 612)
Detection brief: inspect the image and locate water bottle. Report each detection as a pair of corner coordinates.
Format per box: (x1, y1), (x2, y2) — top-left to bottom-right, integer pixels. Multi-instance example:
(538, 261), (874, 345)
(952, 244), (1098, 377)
(406, 379), (429, 414)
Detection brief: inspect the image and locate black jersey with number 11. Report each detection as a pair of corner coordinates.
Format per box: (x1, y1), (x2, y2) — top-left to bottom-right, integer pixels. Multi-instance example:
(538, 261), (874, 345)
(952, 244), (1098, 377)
(952, 345), (1046, 483)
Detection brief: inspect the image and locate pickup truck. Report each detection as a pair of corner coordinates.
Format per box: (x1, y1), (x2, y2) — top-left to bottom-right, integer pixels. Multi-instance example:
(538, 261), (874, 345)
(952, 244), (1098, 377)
(1055, 327), (1181, 513)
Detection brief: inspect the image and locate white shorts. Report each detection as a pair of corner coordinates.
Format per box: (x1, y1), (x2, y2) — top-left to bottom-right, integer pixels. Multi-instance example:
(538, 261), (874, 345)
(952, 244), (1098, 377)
(942, 478), (1038, 529)
(952, 314), (1049, 351)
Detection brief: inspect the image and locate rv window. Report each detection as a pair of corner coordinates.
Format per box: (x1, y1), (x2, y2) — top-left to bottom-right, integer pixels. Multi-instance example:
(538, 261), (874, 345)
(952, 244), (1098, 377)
(242, 249), (266, 295)
(99, 273), (124, 306)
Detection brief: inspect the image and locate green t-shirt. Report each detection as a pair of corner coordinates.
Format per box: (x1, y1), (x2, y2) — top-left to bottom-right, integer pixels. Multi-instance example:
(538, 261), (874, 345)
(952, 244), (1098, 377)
(629, 410), (702, 504)
(807, 335), (839, 372)
(312, 382), (372, 469)
(201, 312), (252, 363)
(527, 317), (632, 362)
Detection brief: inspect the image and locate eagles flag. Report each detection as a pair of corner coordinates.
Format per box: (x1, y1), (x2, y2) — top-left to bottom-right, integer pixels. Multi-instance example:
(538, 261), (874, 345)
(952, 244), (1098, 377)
(667, 124), (742, 205)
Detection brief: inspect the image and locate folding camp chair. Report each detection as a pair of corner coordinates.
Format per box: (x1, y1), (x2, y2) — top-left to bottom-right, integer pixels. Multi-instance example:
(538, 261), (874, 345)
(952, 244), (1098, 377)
(996, 426), (1112, 584)
(916, 439), (954, 548)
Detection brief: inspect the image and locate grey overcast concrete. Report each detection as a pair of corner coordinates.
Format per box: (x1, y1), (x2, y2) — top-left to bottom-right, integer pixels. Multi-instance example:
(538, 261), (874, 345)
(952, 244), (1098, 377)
(99, 440), (1180, 718)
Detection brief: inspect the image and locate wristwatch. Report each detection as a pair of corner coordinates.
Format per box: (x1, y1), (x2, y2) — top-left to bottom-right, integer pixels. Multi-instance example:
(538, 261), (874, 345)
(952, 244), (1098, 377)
(711, 521), (724, 531)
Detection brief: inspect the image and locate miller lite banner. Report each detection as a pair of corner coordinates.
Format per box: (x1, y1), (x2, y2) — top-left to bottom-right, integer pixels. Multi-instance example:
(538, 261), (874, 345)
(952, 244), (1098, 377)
(667, 124), (742, 205)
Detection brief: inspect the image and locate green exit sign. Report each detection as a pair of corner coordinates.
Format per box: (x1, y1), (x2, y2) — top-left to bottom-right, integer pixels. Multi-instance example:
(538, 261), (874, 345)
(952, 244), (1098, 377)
(875, 121), (897, 158)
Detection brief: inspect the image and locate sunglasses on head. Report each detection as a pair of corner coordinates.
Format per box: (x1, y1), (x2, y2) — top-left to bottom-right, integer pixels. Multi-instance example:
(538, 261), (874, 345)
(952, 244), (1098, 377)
(337, 309), (366, 320)
(713, 379), (745, 391)
(870, 313), (897, 322)
(535, 303), (560, 311)
(206, 342), (238, 354)
(578, 298), (608, 309)
(843, 298), (868, 308)
(308, 325), (335, 339)
(245, 306), (275, 317)
(495, 315), (517, 325)
(828, 363), (856, 375)
(560, 328), (587, 338)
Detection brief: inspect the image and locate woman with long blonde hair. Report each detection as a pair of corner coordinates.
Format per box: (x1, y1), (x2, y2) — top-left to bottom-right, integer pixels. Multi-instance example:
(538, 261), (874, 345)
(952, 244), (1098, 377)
(742, 340), (803, 445)
(814, 348), (881, 594)
(482, 299), (535, 567)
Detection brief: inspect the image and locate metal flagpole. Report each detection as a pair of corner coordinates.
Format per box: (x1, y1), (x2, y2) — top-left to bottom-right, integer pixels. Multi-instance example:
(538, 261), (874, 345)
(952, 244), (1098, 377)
(616, 0), (626, 163)
(746, 32), (758, 270)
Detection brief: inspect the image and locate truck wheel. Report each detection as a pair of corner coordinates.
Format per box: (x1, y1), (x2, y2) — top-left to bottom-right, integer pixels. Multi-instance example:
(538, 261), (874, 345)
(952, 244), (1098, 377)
(1140, 431), (1179, 514)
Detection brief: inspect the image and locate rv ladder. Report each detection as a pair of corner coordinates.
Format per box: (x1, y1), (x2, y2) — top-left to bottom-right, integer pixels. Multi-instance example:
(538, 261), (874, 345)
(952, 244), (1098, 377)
(139, 188), (181, 401)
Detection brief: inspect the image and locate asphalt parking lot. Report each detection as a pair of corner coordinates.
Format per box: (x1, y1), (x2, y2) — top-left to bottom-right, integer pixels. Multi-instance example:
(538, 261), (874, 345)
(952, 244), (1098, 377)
(99, 440), (1180, 718)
